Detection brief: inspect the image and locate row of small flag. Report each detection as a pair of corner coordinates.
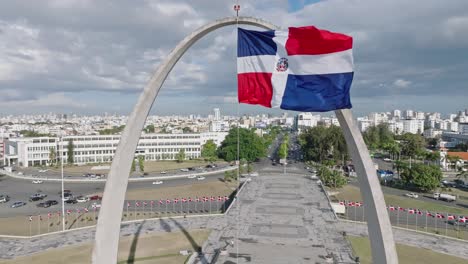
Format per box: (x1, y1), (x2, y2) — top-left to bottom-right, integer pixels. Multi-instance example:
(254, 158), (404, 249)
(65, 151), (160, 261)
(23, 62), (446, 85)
(29, 208), (94, 221)
(338, 201), (467, 223)
(127, 196), (230, 207)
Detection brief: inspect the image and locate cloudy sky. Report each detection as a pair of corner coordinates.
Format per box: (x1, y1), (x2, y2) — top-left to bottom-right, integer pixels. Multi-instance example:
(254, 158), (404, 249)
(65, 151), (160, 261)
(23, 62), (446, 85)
(0, 0), (467, 116)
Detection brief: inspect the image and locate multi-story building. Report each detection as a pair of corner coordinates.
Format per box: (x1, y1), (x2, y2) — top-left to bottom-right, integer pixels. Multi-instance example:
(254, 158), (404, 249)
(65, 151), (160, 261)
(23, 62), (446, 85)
(402, 119), (424, 134)
(295, 113), (321, 131)
(459, 123), (468, 134)
(4, 132), (227, 167)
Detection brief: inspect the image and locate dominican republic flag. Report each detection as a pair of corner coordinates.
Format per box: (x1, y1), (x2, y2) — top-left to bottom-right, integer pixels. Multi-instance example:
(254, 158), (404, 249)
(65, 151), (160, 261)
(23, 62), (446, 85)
(237, 26), (353, 112)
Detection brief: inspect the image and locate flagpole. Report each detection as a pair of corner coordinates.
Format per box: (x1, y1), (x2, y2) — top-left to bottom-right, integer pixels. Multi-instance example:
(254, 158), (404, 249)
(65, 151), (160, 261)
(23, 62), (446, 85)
(435, 213), (438, 232)
(415, 211), (418, 231)
(445, 212), (448, 236)
(134, 201), (137, 220)
(126, 202), (129, 219)
(38, 215), (41, 235)
(425, 211), (428, 232)
(47, 214), (50, 233)
(362, 204), (365, 222)
(29, 217), (32, 237)
(397, 209), (400, 227)
(60, 137), (65, 232)
(406, 210), (409, 229)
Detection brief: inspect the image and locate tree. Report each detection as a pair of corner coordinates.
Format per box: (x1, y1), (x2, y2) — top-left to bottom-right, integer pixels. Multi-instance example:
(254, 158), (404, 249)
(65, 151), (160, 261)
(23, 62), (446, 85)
(67, 140), (74, 164)
(131, 159), (136, 172)
(400, 163), (442, 192)
(182, 127), (192, 133)
(176, 149), (186, 163)
(217, 128), (267, 162)
(137, 155), (145, 172)
(49, 147), (57, 166)
(98, 125), (125, 135)
(400, 133), (425, 158)
(456, 168), (468, 182)
(144, 124), (155, 133)
(201, 140), (217, 161)
(317, 165), (347, 188)
(299, 125), (348, 164)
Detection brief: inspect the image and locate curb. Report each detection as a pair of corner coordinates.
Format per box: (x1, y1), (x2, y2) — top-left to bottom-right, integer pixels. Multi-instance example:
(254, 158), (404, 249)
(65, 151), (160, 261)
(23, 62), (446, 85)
(1, 166), (236, 183)
(0, 213), (224, 240)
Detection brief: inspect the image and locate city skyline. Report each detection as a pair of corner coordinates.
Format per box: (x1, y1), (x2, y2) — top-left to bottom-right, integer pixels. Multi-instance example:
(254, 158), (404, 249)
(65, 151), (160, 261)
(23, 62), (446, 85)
(1, 0), (467, 116)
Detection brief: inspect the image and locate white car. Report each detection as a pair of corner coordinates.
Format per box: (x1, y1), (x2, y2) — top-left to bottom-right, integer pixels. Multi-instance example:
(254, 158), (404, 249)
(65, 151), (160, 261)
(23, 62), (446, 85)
(32, 180), (43, 184)
(38, 169), (49, 173)
(91, 202), (101, 209)
(249, 172), (259, 177)
(187, 175), (197, 179)
(152, 180), (163, 185)
(383, 158), (392, 162)
(310, 175), (319, 180)
(76, 196), (89, 203)
(405, 193), (419, 198)
(180, 168), (190, 172)
(197, 176), (205, 181)
(160, 171), (167, 174)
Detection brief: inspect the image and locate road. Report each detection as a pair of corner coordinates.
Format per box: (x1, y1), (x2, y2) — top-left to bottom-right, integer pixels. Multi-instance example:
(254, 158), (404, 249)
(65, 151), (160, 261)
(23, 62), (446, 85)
(0, 171), (226, 218)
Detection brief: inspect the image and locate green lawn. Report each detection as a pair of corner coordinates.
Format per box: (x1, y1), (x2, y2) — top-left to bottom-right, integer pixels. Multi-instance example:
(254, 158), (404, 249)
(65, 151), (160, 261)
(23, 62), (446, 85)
(0, 229), (210, 264)
(332, 185), (468, 215)
(347, 235), (467, 264)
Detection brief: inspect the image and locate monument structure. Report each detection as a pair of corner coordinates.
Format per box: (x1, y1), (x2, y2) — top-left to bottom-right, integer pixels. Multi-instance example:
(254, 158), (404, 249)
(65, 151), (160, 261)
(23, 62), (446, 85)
(92, 16), (398, 264)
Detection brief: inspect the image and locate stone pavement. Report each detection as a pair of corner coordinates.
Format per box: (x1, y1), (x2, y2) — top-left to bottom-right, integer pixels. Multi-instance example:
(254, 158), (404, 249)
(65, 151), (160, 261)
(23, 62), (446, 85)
(200, 166), (356, 264)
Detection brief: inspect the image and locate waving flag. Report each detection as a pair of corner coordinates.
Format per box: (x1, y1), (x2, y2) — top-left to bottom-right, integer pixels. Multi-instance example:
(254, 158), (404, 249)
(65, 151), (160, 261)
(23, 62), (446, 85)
(237, 26), (353, 112)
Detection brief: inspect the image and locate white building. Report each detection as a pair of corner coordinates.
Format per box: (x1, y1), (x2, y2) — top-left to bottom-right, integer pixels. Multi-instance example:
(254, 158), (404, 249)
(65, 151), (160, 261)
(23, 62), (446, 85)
(402, 119), (424, 134)
(295, 113), (321, 131)
(357, 118), (372, 132)
(213, 108), (221, 121)
(4, 132), (227, 167)
(405, 110), (414, 119)
(392, 109), (401, 119)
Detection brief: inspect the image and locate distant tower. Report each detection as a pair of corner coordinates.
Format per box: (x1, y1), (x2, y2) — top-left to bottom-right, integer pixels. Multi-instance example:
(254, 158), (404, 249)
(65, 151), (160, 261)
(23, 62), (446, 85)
(214, 108), (221, 121)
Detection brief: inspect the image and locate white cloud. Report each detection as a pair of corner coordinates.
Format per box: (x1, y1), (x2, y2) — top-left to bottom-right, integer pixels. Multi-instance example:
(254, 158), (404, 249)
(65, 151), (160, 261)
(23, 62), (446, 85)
(393, 79), (411, 88)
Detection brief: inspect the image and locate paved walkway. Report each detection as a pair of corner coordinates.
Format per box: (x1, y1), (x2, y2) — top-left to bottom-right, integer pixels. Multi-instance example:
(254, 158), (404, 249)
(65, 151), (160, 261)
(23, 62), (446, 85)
(200, 166), (356, 264)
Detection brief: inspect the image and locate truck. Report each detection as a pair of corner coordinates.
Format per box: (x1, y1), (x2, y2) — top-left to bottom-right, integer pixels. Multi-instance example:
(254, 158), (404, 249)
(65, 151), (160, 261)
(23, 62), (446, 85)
(433, 193), (456, 202)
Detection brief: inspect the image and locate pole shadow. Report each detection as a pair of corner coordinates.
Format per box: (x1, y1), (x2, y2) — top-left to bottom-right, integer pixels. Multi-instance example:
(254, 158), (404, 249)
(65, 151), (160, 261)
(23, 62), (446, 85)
(127, 220), (146, 264)
(169, 218), (208, 263)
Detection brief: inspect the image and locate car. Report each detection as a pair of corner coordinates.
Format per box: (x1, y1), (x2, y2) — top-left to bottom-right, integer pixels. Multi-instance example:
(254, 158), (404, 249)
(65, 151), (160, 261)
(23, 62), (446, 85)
(88, 195), (102, 201)
(29, 193), (47, 202)
(11, 201), (26, 208)
(187, 175), (197, 179)
(65, 199), (78, 204)
(180, 168), (190, 172)
(91, 202), (101, 209)
(249, 172), (259, 177)
(0, 195), (10, 203)
(38, 169), (49, 173)
(310, 175), (319, 180)
(152, 180), (163, 185)
(37, 200), (58, 208)
(197, 176), (206, 181)
(188, 167), (195, 171)
(32, 180), (43, 184)
(405, 193), (419, 198)
(76, 196), (89, 203)
(383, 158), (392, 162)
(160, 171), (167, 174)
(58, 190), (72, 195)
(63, 195), (74, 201)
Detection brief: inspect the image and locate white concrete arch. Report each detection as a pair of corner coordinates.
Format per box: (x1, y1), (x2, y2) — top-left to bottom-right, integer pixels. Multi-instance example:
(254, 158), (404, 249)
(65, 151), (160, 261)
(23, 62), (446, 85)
(92, 16), (397, 264)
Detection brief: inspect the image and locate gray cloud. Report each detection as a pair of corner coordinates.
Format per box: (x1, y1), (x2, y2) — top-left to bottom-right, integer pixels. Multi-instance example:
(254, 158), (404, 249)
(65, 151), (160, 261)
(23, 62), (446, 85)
(0, 0), (467, 115)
